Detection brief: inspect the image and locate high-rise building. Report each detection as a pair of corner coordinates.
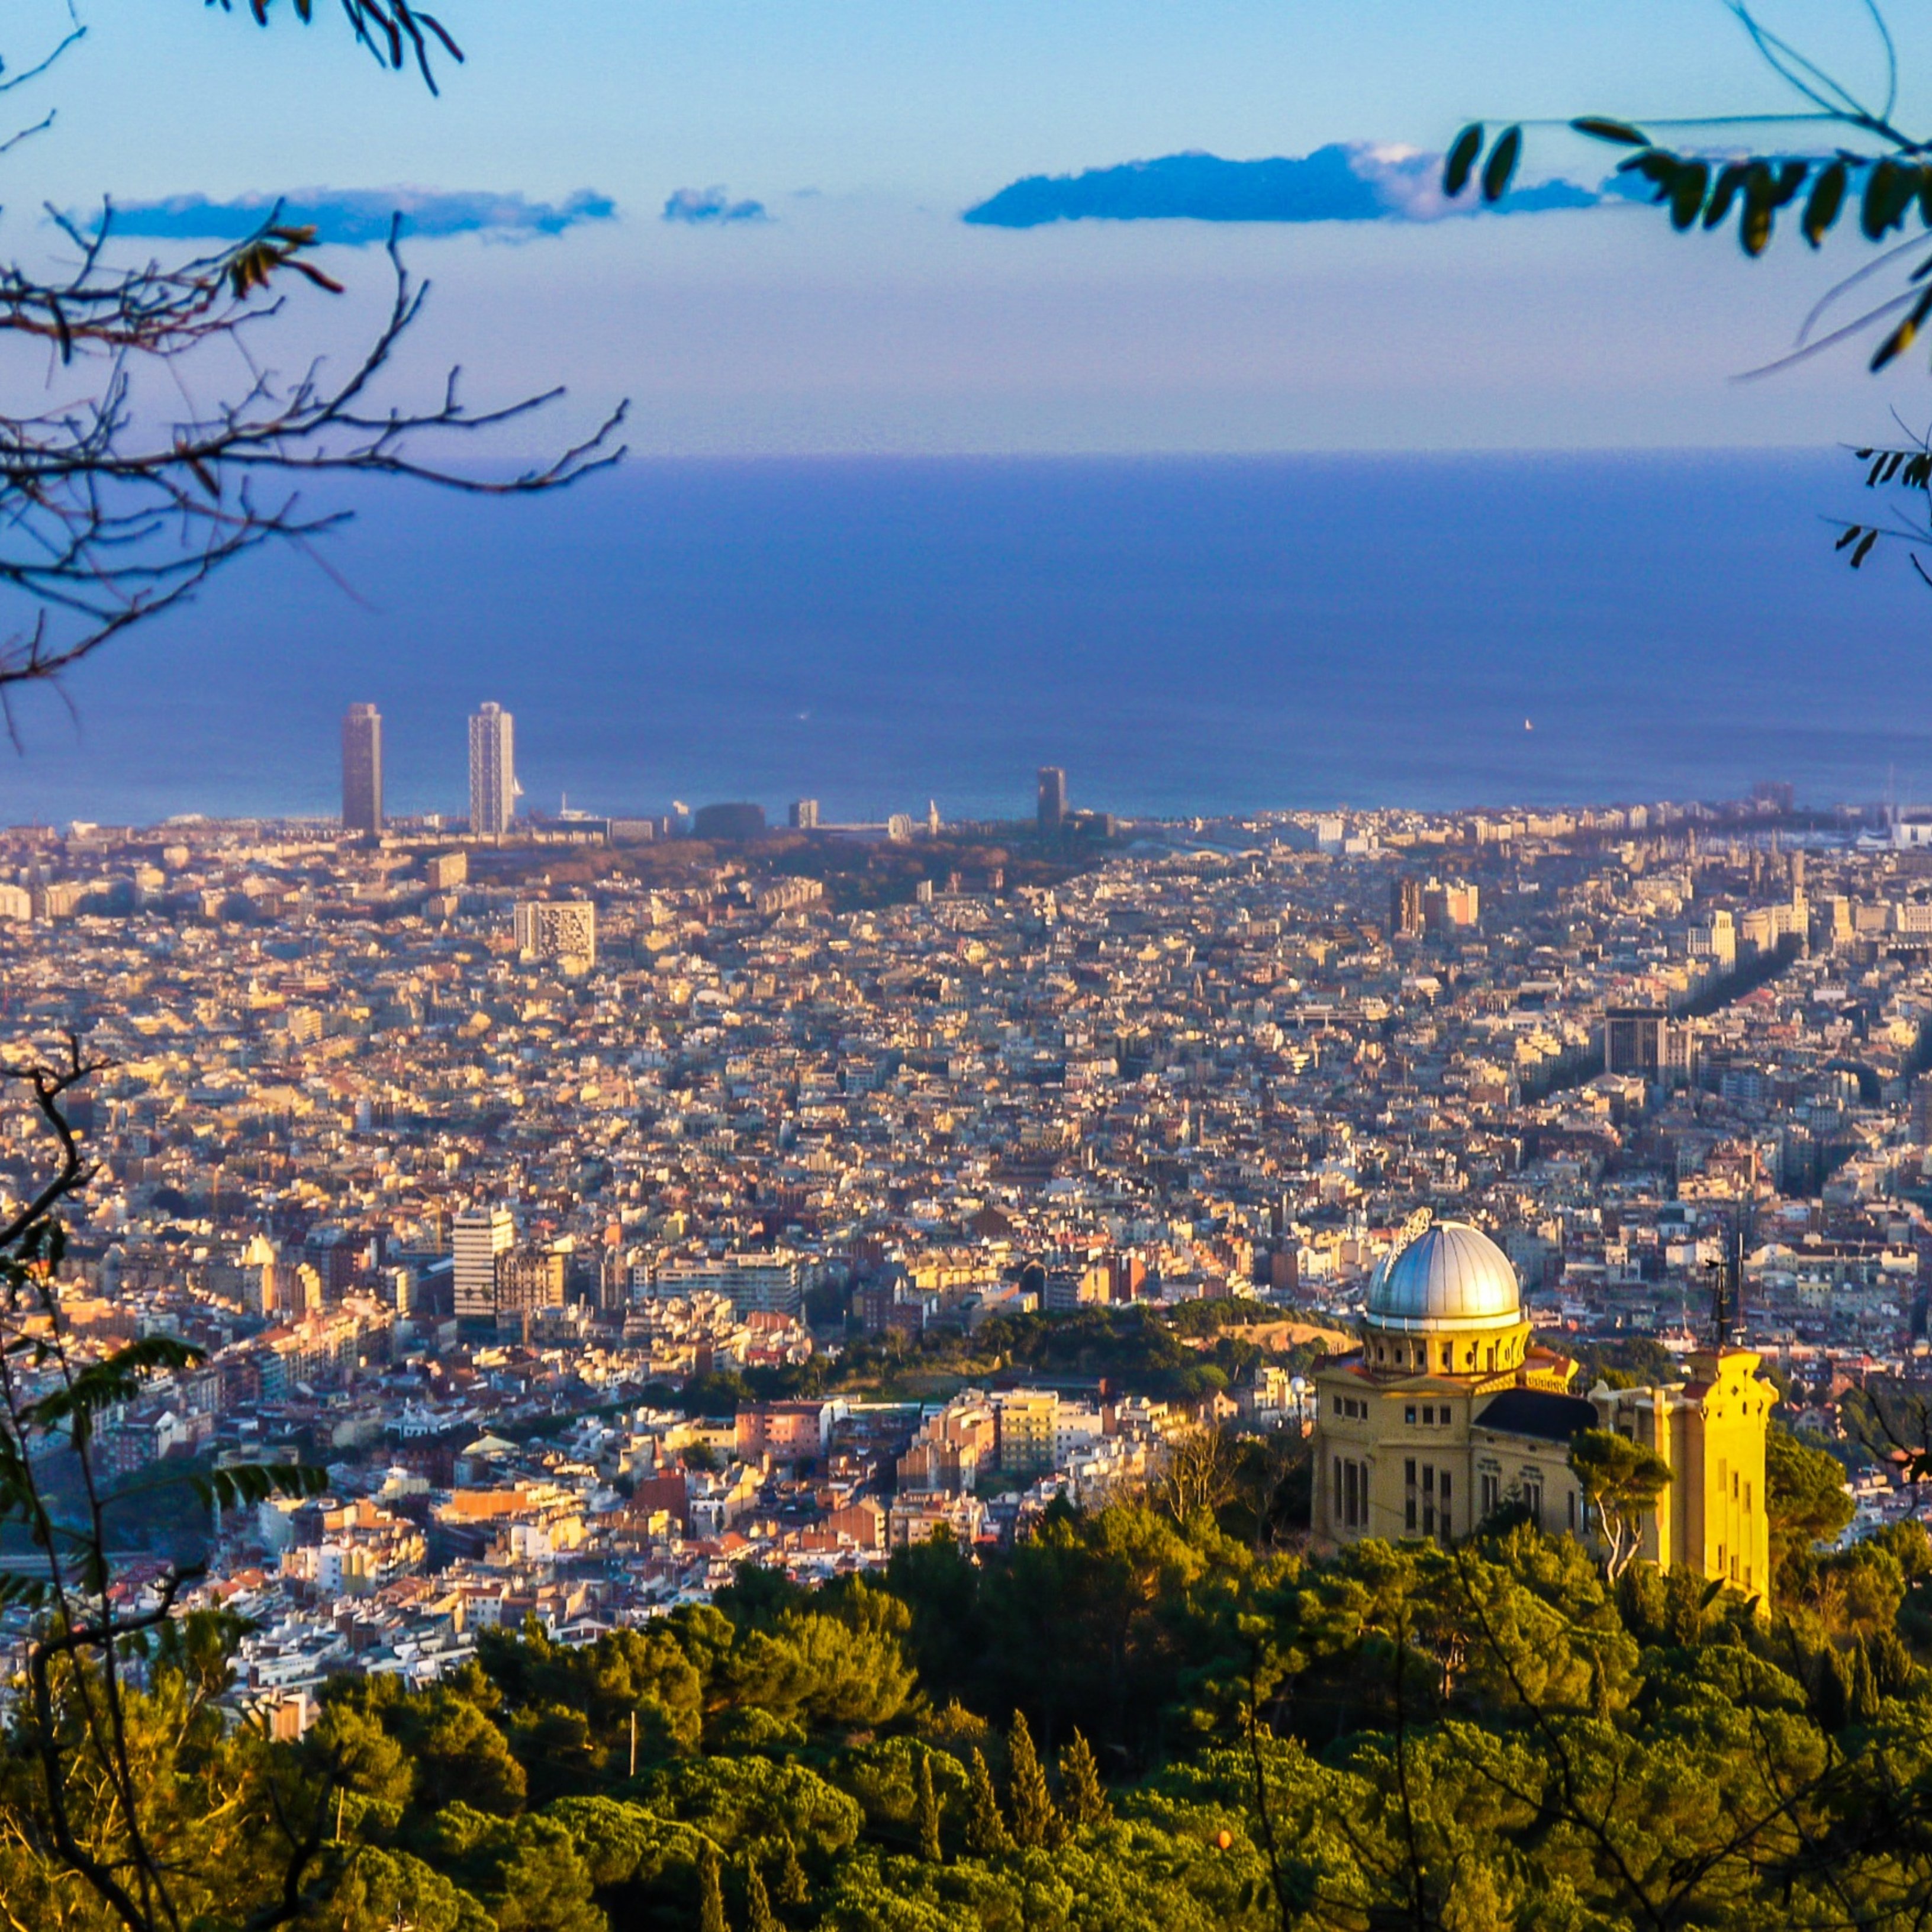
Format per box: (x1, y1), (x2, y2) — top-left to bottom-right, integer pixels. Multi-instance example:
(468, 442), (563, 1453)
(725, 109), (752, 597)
(452, 1205), (516, 1323)
(1389, 877), (1424, 941)
(468, 703), (516, 838)
(789, 798), (820, 830)
(513, 899), (596, 968)
(1603, 1006), (1690, 1087)
(342, 703), (382, 835)
(1036, 766), (1067, 838)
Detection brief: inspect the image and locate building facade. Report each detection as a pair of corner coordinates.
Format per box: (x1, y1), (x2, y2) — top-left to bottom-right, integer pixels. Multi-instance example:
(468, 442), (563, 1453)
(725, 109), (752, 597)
(453, 1206), (516, 1325)
(1312, 1215), (1772, 1589)
(342, 703), (382, 836)
(513, 900), (597, 969)
(468, 703), (516, 838)
(1037, 766), (1067, 838)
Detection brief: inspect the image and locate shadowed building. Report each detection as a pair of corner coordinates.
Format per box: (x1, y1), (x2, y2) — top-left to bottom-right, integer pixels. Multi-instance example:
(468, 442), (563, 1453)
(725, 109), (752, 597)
(1036, 765), (1067, 838)
(1313, 1215), (1771, 1590)
(468, 702), (516, 837)
(342, 703), (382, 835)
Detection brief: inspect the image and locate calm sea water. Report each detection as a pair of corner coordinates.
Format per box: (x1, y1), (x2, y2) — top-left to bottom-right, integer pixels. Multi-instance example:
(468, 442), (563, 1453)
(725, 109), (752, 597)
(2, 451), (1928, 827)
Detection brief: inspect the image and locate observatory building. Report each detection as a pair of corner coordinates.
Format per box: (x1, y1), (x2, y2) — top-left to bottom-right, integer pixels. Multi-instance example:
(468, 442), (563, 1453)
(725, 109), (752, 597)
(1312, 1214), (1773, 1590)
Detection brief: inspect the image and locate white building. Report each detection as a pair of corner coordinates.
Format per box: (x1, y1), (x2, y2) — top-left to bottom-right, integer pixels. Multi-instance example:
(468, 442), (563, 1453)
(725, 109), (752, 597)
(453, 1206), (516, 1324)
(513, 899), (596, 968)
(468, 702), (517, 837)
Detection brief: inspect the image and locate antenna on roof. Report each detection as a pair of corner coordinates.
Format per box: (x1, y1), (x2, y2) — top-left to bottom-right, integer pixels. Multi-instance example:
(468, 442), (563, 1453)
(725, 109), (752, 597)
(1704, 1199), (1750, 1350)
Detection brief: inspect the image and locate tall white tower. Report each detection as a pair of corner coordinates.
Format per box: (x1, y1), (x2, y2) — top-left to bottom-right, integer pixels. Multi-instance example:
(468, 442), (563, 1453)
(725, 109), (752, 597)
(468, 702), (516, 837)
(452, 1205), (516, 1323)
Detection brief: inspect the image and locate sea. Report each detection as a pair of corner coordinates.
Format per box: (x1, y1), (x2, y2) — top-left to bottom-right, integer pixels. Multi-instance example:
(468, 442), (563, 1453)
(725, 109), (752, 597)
(3, 450), (1930, 829)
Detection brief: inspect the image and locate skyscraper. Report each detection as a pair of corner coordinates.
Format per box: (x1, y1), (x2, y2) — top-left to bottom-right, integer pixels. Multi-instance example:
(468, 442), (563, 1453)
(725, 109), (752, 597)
(468, 702), (516, 837)
(453, 1204), (516, 1324)
(1036, 766), (1067, 838)
(341, 703), (382, 835)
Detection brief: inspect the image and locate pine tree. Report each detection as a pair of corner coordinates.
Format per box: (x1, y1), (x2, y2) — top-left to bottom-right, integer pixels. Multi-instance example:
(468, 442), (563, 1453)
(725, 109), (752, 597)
(1006, 1711), (1063, 1849)
(917, 1750), (945, 1862)
(698, 1842), (730, 1932)
(964, 1747), (1015, 1856)
(775, 1835), (810, 1908)
(1849, 1638), (1882, 1725)
(1057, 1728), (1110, 1828)
(743, 1856), (777, 1932)
(1815, 1643), (1854, 1733)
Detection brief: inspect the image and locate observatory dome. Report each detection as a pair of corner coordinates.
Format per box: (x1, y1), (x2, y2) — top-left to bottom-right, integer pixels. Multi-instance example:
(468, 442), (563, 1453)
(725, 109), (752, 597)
(1366, 1221), (1522, 1335)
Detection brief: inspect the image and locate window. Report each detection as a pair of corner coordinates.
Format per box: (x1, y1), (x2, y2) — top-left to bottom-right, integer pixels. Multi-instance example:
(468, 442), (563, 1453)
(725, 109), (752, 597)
(1441, 1344), (1453, 1370)
(1405, 1458), (1417, 1488)
(1485, 1344), (1495, 1371)
(1332, 1457), (1342, 1519)
(1438, 1470), (1453, 1539)
(1406, 1495), (1417, 1531)
(1481, 1472), (1500, 1517)
(1404, 1405), (1416, 1425)
(1422, 1466), (1435, 1494)
(1422, 1405), (1435, 1425)
(1567, 1490), (1577, 1531)
(1523, 1480), (1543, 1529)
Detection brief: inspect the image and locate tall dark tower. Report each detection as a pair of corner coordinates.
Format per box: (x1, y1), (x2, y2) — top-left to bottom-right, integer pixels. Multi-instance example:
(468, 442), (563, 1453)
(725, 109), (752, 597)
(1036, 766), (1067, 839)
(342, 703), (382, 836)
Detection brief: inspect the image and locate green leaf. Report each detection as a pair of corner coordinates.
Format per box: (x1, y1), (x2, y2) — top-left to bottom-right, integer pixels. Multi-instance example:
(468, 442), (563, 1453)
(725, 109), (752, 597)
(1570, 117), (1648, 147)
(1704, 162), (1750, 231)
(1863, 158), (1920, 239)
(1836, 525), (1865, 550)
(1444, 124), (1483, 197)
(1851, 529), (1879, 566)
(1669, 160), (1710, 231)
(1870, 286), (1932, 371)
(1803, 159), (1847, 246)
(1480, 125), (1522, 204)
(25, 1337), (206, 1442)
(192, 1460), (329, 1512)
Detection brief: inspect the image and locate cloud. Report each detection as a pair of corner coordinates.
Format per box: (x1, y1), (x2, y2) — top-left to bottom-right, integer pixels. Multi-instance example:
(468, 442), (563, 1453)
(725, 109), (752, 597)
(662, 186), (768, 226)
(962, 144), (1605, 228)
(91, 188), (617, 246)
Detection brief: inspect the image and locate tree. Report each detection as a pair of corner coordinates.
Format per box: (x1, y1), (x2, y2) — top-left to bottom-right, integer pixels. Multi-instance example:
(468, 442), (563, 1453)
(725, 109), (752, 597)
(916, 1751), (944, 1863)
(1569, 1429), (1673, 1583)
(1006, 1710), (1064, 1850)
(698, 1840), (730, 1932)
(743, 1853), (777, 1932)
(1440, 5), (1932, 582)
(0, 4), (620, 711)
(963, 1747), (1014, 1857)
(1058, 1728), (1110, 1828)
(1766, 1426), (1856, 1590)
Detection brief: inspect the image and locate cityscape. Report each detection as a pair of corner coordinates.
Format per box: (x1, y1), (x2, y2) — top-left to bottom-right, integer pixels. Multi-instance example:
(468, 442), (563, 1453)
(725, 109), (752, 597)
(13, 2), (1932, 1927)
(2, 744), (1926, 1686)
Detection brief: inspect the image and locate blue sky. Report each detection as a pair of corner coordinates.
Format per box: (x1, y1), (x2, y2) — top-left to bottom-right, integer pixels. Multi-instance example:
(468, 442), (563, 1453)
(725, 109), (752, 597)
(8, 0), (1932, 451)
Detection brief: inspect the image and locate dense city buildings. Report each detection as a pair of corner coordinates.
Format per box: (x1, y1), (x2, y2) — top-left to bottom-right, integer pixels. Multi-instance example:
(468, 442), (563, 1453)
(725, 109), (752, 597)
(0, 784), (1922, 1693)
(340, 703), (382, 836)
(468, 701), (516, 836)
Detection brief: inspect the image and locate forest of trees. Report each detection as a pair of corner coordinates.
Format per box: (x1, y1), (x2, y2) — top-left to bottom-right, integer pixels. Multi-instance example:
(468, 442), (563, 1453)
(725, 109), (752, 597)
(10, 1424), (1932, 1932)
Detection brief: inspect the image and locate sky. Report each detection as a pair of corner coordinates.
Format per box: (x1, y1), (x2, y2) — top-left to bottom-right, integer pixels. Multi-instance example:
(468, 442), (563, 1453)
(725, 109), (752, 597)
(2, 0), (1930, 453)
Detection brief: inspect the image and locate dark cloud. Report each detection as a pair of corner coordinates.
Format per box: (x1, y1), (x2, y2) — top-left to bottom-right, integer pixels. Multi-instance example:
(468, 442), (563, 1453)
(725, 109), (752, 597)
(662, 186), (768, 226)
(963, 144), (1605, 228)
(89, 188), (616, 246)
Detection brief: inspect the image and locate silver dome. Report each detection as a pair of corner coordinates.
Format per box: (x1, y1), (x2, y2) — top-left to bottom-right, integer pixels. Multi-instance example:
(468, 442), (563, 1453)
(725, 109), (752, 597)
(1366, 1221), (1522, 1334)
